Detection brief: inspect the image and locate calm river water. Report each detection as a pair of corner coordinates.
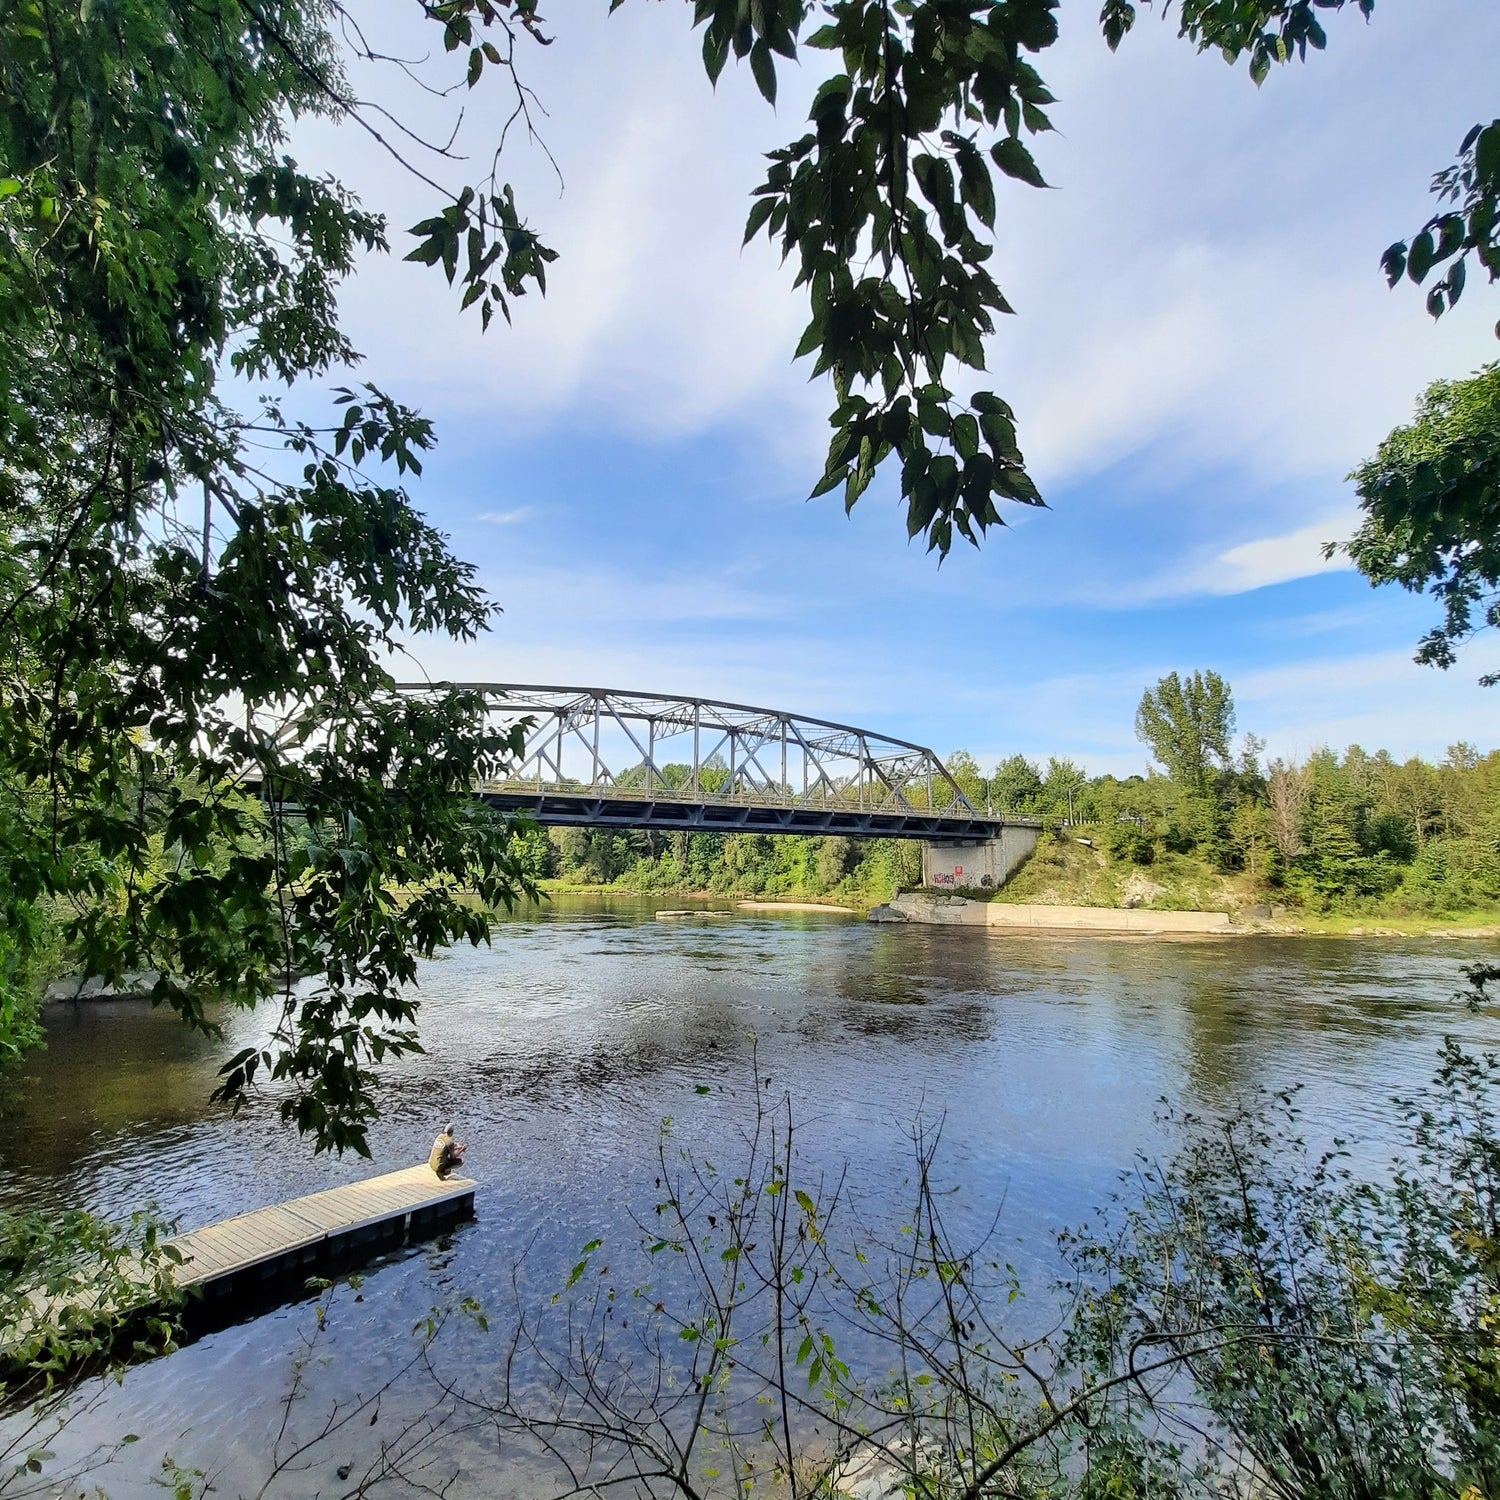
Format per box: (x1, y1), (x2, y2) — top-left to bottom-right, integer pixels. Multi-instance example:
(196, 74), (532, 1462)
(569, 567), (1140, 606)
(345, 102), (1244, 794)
(3, 897), (1497, 1496)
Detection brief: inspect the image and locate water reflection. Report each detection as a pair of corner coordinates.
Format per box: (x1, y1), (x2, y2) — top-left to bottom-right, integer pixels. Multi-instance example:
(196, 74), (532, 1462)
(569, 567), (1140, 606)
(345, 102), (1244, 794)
(0, 899), (1495, 1495)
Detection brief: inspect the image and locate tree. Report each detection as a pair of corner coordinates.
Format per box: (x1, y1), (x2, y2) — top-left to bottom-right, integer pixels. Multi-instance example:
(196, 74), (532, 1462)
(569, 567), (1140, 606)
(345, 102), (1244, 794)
(1266, 756), (1309, 864)
(816, 835), (856, 888)
(945, 749), (988, 811)
(1343, 363), (1500, 685)
(1041, 756), (1087, 824)
(1230, 794), (1273, 878)
(990, 753), (1044, 815)
(1134, 671), (1236, 795)
(0, 0), (541, 1151)
(1440, 741), (1487, 837)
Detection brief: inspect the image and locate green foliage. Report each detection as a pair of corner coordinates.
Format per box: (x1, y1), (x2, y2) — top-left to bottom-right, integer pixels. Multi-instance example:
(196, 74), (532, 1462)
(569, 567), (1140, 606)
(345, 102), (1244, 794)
(1383, 119), (1500, 335)
(1067, 1044), (1500, 1500)
(988, 671), (1497, 918)
(546, 827), (917, 902)
(1101, 0), (1376, 82)
(815, 835), (857, 888)
(405, 1042), (1500, 1500)
(512, 825), (558, 883)
(1103, 820), (1154, 865)
(1284, 751), (1403, 906)
(723, 0), (1057, 553)
(1368, 1042), (1500, 1494)
(946, 749), (989, 812)
(0, 845), (56, 1064)
(1041, 754), (1088, 822)
(1, 1207), (185, 1398)
(1344, 362), (1500, 685)
(991, 753), (1045, 815)
(0, 0), (539, 1150)
(1135, 670), (1237, 794)
(1402, 836), (1500, 913)
(1066, 1095), (1412, 1499)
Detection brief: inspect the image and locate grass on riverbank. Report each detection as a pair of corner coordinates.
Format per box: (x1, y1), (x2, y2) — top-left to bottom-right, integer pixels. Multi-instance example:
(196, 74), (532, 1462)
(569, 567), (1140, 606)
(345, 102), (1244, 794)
(992, 833), (1500, 936)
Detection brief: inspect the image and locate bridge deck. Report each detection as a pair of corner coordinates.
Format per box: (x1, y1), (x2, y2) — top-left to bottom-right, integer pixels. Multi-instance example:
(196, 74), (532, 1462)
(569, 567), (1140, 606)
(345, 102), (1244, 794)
(480, 789), (1016, 840)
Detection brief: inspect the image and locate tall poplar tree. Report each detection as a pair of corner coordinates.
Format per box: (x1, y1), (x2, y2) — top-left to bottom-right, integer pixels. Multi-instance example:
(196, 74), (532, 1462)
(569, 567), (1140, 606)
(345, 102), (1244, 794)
(1134, 671), (1237, 795)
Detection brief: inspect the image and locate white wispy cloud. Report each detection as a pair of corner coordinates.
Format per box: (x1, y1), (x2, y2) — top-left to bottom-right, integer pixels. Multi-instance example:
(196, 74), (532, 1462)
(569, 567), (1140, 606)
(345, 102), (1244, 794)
(300, 1), (1500, 513)
(291, 5), (818, 458)
(478, 564), (785, 628)
(475, 507), (534, 526)
(1212, 519), (1354, 594)
(1092, 508), (1358, 605)
(1236, 645), (1500, 760)
(955, 646), (1500, 777)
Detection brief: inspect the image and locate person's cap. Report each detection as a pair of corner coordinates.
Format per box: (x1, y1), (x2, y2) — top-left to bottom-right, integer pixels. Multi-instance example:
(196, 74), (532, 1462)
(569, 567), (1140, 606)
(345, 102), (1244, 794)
(443, 1122), (453, 1136)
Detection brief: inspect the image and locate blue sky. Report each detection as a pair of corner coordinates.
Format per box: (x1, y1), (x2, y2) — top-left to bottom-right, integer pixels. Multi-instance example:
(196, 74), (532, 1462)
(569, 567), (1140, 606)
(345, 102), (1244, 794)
(295, 0), (1500, 775)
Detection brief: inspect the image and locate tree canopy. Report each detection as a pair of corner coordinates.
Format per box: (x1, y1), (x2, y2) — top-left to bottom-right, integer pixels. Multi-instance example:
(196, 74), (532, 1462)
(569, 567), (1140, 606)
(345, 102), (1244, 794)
(1134, 670), (1237, 794)
(1344, 362), (1500, 685)
(0, 0), (540, 1151)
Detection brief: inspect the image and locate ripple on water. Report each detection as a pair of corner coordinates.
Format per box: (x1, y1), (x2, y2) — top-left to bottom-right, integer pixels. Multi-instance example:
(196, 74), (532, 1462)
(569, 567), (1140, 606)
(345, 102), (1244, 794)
(2, 908), (1497, 1495)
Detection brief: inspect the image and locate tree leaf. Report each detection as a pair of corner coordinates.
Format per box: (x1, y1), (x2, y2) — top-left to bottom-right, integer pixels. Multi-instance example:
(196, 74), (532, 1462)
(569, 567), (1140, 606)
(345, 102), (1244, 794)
(990, 136), (1047, 189)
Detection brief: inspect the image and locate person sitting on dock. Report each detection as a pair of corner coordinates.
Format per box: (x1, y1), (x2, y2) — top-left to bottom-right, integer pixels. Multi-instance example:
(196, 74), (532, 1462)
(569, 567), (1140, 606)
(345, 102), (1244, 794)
(429, 1122), (466, 1179)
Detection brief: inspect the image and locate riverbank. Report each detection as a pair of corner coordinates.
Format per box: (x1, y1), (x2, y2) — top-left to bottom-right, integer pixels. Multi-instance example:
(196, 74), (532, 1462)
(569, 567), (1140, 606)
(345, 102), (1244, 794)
(537, 880), (868, 913)
(991, 836), (1500, 939)
(876, 892), (1500, 938)
(537, 877), (1500, 939)
(878, 892), (1237, 935)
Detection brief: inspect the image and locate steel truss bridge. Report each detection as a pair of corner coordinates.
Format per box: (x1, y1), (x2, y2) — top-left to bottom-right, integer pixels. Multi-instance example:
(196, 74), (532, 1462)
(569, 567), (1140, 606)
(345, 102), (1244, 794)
(399, 684), (1010, 840)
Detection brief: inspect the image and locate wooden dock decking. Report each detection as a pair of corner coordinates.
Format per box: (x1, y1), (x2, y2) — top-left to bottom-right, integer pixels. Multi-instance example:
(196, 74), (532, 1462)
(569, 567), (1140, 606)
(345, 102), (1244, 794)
(2, 1166), (477, 1368)
(168, 1164), (478, 1302)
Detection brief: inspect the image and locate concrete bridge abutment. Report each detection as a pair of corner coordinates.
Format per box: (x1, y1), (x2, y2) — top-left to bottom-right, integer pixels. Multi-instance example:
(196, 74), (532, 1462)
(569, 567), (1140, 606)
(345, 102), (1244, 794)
(922, 825), (1041, 893)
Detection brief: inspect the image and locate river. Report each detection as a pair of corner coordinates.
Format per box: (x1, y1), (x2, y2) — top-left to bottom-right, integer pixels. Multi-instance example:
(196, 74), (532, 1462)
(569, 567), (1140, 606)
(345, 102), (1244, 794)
(2, 897), (1496, 1496)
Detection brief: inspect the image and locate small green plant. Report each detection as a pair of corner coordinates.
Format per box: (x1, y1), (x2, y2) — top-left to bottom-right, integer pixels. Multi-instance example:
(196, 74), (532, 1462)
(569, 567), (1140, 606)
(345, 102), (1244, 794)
(0, 1207), (186, 1399)
(1102, 822), (1155, 866)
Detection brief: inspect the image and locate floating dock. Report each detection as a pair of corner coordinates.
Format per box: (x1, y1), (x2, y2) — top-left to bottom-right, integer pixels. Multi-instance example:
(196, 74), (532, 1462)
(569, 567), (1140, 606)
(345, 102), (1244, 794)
(2, 1165), (477, 1370)
(168, 1164), (477, 1304)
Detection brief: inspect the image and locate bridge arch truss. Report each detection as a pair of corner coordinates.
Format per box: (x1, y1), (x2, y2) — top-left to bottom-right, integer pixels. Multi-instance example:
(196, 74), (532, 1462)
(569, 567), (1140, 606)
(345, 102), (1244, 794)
(399, 684), (1006, 840)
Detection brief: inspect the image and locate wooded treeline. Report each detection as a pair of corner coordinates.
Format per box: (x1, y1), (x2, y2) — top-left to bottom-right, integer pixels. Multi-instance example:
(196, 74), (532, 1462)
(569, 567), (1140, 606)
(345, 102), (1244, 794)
(533, 731), (1499, 919)
(520, 824), (921, 903)
(953, 739), (1500, 915)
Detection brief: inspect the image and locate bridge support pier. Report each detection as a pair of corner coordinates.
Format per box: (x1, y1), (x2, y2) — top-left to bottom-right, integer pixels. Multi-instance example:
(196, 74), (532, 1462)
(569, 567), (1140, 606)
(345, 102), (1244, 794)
(922, 827), (1041, 893)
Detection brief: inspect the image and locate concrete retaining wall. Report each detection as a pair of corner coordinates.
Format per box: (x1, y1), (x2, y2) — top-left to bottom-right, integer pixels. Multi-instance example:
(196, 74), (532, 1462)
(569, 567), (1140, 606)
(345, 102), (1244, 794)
(889, 893), (1234, 934)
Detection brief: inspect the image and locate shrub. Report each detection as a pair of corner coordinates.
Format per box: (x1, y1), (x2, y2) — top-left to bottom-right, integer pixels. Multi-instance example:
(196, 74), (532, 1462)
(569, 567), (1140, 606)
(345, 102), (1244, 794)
(1104, 822), (1155, 865)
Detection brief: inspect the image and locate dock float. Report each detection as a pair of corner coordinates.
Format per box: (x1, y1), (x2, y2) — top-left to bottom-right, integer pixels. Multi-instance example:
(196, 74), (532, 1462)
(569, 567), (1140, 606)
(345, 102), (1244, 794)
(2, 1165), (477, 1371)
(168, 1164), (478, 1304)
